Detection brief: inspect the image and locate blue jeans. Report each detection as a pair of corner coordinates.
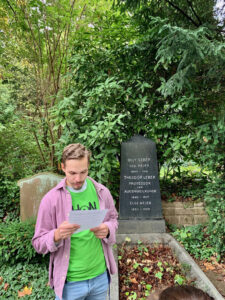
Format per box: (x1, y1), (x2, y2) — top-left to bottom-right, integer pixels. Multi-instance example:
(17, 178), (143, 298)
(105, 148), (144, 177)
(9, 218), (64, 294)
(55, 271), (109, 300)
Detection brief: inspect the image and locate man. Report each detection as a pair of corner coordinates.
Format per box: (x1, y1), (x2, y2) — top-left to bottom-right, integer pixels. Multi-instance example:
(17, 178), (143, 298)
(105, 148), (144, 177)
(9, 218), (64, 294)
(32, 143), (118, 300)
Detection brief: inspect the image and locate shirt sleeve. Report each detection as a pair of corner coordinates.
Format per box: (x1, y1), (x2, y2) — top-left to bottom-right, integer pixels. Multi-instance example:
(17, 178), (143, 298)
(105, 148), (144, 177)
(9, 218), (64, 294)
(102, 188), (118, 246)
(32, 194), (63, 254)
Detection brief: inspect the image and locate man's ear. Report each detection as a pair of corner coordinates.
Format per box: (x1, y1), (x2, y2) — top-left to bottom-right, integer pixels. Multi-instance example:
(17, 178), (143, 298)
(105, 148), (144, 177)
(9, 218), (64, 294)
(61, 163), (65, 173)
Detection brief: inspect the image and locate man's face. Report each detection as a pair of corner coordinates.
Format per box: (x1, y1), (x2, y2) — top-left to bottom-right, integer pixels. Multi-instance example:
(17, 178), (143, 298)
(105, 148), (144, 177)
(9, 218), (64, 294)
(61, 156), (89, 190)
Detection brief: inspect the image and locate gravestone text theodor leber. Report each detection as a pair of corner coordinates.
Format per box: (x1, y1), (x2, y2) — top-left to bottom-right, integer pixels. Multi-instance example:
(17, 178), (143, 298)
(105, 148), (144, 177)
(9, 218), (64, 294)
(119, 135), (163, 219)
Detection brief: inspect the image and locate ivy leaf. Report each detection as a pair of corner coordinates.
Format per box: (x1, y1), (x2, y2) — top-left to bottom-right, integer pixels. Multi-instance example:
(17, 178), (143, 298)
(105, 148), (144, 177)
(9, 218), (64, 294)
(133, 262), (139, 269)
(174, 274), (185, 285)
(155, 272), (163, 280)
(143, 267), (149, 273)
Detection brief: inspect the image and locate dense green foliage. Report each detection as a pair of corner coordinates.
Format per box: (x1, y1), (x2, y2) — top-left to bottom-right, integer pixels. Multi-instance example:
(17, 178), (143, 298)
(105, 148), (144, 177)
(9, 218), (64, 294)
(204, 178), (225, 260)
(0, 81), (42, 219)
(0, 218), (42, 264)
(0, 0), (224, 289)
(0, 261), (54, 299)
(172, 225), (217, 261)
(53, 2), (225, 182)
(171, 178), (225, 261)
(52, 1), (224, 262)
(1, 0), (113, 169)
(0, 219), (52, 298)
(1, 0), (224, 194)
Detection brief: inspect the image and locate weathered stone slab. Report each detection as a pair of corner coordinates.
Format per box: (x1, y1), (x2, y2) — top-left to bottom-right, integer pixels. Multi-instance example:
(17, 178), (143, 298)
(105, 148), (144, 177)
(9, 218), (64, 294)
(17, 172), (63, 221)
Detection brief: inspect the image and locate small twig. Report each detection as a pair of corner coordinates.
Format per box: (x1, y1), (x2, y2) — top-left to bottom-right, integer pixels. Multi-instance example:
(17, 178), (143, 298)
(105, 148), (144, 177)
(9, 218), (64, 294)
(5, 0), (17, 20)
(164, 0), (199, 27)
(186, 0), (202, 26)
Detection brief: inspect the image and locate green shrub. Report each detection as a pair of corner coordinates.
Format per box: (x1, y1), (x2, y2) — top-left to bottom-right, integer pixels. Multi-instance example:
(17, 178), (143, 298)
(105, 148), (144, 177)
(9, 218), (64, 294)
(204, 177), (225, 261)
(0, 177), (20, 220)
(171, 176), (225, 262)
(171, 225), (216, 261)
(0, 261), (54, 299)
(0, 218), (42, 264)
(160, 174), (207, 202)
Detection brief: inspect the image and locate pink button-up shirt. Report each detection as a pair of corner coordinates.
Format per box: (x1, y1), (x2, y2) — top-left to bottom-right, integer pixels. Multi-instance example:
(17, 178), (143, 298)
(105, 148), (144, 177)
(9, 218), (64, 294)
(32, 176), (118, 299)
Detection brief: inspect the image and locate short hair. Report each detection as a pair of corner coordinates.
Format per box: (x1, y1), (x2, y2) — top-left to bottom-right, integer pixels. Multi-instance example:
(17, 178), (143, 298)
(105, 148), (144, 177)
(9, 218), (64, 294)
(158, 285), (214, 300)
(61, 143), (91, 165)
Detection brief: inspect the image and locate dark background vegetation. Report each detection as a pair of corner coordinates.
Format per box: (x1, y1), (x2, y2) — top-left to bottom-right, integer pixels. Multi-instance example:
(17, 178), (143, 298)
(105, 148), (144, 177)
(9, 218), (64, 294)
(0, 0), (224, 298)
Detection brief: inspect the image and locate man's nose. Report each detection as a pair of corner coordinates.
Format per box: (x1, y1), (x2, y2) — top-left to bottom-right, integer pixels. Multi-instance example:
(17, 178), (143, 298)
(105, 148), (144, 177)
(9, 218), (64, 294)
(74, 174), (82, 181)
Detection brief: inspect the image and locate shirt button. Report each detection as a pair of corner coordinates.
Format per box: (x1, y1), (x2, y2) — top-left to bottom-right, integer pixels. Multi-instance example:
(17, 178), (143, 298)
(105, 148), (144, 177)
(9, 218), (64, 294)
(65, 255), (68, 259)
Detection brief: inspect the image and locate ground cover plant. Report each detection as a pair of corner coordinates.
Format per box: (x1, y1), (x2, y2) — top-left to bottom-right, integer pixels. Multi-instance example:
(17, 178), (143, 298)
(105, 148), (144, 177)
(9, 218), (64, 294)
(0, 218), (37, 265)
(162, 174), (225, 297)
(0, 261), (54, 299)
(162, 175), (225, 263)
(171, 224), (225, 298)
(0, 218), (54, 299)
(118, 239), (194, 300)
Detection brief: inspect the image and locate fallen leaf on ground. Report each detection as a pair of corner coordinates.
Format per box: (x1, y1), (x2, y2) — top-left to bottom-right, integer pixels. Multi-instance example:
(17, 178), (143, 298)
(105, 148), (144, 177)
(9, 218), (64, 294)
(203, 262), (215, 271)
(130, 277), (138, 284)
(18, 286), (32, 297)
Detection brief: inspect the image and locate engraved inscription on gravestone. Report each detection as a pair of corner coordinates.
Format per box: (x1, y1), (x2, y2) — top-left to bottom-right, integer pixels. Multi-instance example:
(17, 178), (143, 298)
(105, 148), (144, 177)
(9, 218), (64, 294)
(119, 135), (163, 219)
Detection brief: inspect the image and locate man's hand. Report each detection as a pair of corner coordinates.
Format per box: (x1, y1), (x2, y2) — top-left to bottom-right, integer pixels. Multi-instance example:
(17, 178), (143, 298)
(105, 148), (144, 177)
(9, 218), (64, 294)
(54, 221), (80, 243)
(90, 223), (109, 239)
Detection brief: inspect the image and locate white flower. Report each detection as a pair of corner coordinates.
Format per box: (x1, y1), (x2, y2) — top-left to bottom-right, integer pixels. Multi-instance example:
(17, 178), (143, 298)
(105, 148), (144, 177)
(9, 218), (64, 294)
(30, 7), (41, 14)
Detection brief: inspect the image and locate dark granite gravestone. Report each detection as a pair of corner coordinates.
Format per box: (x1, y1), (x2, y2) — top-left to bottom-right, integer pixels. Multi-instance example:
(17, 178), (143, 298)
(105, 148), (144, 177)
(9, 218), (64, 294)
(118, 135), (166, 233)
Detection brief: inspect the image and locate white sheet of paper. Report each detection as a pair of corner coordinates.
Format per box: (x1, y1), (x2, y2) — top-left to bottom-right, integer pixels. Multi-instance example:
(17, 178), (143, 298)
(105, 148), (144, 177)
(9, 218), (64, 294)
(69, 209), (108, 234)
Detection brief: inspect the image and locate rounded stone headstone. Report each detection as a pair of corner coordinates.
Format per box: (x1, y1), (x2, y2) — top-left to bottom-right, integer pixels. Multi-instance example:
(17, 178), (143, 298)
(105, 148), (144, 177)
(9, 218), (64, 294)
(17, 172), (64, 221)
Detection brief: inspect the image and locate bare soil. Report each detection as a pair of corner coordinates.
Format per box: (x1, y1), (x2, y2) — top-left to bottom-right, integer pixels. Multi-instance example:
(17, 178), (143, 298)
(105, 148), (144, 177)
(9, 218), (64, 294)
(118, 242), (195, 299)
(193, 257), (225, 298)
(118, 241), (225, 299)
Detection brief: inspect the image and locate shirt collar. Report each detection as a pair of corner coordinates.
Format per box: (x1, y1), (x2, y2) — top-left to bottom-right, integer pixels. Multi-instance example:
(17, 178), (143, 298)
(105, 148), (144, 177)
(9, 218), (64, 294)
(56, 176), (103, 193)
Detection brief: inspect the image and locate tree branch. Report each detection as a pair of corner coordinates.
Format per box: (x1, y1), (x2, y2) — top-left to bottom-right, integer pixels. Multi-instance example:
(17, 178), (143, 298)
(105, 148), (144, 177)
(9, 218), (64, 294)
(32, 127), (46, 164)
(186, 0), (202, 26)
(5, 0), (17, 20)
(164, 0), (199, 27)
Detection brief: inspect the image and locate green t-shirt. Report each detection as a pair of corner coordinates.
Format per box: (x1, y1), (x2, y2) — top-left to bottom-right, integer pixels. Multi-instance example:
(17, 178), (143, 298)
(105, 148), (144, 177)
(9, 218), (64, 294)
(67, 178), (106, 281)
